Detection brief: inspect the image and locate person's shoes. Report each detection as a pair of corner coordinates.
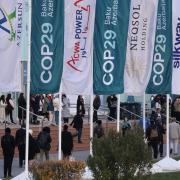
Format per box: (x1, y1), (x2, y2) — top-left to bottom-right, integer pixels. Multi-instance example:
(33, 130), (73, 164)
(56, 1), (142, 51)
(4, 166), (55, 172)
(11, 121), (16, 124)
(160, 154), (163, 157)
(78, 140), (82, 143)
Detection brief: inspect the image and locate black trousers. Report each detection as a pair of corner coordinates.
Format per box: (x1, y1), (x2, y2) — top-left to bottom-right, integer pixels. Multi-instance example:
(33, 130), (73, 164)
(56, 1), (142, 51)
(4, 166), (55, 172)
(159, 139), (163, 155)
(18, 144), (25, 167)
(93, 109), (98, 122)
(4, 154), (14, 177)
(9, 110), (14, 123)
(150, 141), (159, 159)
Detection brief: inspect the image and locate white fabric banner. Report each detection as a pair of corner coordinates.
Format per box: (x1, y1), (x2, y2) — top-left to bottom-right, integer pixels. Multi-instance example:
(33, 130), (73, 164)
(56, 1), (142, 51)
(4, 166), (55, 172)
(124, 0), (158, 96)
(62, 0), (96, 95)
(0, 0), (22, 92)
(172, 0), (180, 95)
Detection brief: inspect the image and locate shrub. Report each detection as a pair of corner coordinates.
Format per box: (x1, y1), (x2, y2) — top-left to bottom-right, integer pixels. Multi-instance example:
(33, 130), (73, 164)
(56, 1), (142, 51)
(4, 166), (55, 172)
(87, 128), (153, 180)
(29, 160), (86, 180)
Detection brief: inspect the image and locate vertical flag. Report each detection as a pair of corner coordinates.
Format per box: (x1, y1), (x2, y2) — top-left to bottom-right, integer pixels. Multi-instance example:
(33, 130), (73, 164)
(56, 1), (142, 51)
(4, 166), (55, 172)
(93, 0), (131, 95)
(31, 0), (64, 94)
(124, 0), (158, 96)
(62, 0), (96, 95)
(0, 0), (22, 92)
(146, 0), (172, 94)
(172, 0), (180, 95)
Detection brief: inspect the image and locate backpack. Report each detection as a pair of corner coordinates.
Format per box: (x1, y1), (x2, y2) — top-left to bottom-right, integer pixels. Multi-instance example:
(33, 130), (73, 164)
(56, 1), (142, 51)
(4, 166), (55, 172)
(150, 128), (158, 138)
(95, 127), (104, 138)
(38, 132), (50, 150)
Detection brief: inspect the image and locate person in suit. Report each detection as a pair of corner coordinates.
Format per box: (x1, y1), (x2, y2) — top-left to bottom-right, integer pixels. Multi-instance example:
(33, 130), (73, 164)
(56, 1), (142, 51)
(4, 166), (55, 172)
(1, 128), (15, 178)
(15, 124), (26, 167)
(61, 125), (73, 160)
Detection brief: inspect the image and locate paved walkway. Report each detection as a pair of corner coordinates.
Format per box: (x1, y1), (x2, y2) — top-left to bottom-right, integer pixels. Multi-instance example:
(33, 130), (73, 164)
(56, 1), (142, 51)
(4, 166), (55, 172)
(0, 150), (90, 179)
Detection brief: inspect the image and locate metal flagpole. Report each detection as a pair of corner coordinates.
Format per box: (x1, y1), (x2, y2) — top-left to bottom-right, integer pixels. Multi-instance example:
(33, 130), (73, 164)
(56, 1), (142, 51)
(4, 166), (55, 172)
(117, 94), (120, 132)
(25, 0), (32, 174)
(143, 93), (146, 133)
(90, 94), (93, 155)
(166, 94), (170, 158)
(58, 86), (62, 160)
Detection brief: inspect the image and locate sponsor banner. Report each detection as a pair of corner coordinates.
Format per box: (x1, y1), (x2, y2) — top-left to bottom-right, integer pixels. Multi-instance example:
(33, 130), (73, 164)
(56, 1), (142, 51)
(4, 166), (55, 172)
(93, 0), (130, 95)
(62, 0), (96, 95)
(0, 0), (22, 92)
(146, 0), (172, 94)
(172, 0), (180, 95)
(124, 0), (158, 95)
(31, 0), (64, 94)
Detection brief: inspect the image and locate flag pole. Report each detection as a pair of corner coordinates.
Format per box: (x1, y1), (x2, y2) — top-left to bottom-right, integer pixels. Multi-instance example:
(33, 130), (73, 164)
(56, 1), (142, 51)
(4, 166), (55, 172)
(143, 93), (146, 133)
(166, 94), (170, 158)
(58, 85), (62, 160)
(25, 0), (32, 174)
(117, 94), (120, 132)
(90, 94), (93, 155)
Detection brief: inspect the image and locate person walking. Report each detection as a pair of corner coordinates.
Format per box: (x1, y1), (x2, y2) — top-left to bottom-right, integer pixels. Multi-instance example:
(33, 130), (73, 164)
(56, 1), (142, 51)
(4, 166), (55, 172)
(5, 94), (15, 124)
(70, 111), (83, 143)
(169, 117), (180, 155)
(53, 94), (60, 125)
(77, 95), (85, 117)
(174, 97), (180, 122)
(107, 95), (117, 121)
(18, 93), (26, 125)
(43, 94), (49, 120)
(37, 127), (52, 162)
(1, 128), (15, 179)
(47, 94), (54, 124)
(62, 94), (70, 123)
(15, 124), (26, 167)
(0, 95), (6, 124)
(94, 120), (104, 138)
(61, 125), (73, 160)
(93, 95), (101, 123)
(146, 121), (160, 159)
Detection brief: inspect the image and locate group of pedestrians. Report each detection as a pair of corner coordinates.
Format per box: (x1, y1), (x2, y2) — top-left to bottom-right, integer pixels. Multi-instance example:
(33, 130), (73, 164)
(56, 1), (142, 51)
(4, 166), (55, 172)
(0, 94), (16, 124)
(0, 125), (52, 179)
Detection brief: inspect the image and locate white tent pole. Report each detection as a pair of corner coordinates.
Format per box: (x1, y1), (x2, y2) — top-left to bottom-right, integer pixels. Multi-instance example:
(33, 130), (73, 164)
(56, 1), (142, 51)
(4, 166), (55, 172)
(143, 93), (146, 133)
(117, 94), (120, 132)
(25, 0), (32, 174)
(166, 94), (170, 158)
(90, 94), (93, 155)
(58, 87), (62, 160)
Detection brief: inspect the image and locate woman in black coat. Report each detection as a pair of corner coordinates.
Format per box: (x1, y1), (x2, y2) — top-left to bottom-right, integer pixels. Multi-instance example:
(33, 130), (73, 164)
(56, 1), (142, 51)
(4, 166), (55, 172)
(61, 125), (73, 159)
(76, 95), (85, 117)
(18, 93), (26, 125)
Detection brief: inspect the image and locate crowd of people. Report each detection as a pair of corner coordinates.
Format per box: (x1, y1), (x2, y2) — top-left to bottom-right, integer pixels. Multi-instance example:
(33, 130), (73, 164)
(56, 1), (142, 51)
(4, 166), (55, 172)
(1, 93), (180, 178)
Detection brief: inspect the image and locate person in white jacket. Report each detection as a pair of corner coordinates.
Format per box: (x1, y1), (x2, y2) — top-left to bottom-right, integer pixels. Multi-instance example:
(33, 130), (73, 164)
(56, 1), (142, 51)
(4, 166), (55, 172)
(0, 95), (6, 124)
(169, 117), (180, 155)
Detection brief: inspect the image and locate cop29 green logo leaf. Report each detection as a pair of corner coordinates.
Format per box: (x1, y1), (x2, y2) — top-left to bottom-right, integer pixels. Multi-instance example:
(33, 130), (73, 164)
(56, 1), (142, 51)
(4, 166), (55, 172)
(0, 7), (16, 43)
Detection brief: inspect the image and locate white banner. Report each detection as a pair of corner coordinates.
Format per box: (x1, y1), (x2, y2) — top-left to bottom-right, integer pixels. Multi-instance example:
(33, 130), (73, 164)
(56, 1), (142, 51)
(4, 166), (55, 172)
(0, 0), (22, 92)
(124, 0), (158, 95)
(62, 0), (96, 95)
(172, 0), (180, 95)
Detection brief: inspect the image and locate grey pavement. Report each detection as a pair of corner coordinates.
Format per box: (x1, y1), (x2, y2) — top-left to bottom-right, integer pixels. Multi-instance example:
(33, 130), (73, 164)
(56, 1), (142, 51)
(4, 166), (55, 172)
(0, 150), (90, 179)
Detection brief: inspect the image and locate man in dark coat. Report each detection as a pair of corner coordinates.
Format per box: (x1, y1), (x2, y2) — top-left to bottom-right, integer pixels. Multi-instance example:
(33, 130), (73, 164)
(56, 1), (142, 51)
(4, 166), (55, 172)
(70, 111), (83, 143)
(93, 95), (101, 123)
(1, 128), (15, 178)
(61, 125), (73, 159)
(37, 126), (52, 162)
(15, 124), (26, 167)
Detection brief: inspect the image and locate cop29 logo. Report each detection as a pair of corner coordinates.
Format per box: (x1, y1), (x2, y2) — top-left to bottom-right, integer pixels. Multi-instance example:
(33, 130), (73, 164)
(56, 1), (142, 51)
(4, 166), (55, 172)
(0, 5), (16, 50)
